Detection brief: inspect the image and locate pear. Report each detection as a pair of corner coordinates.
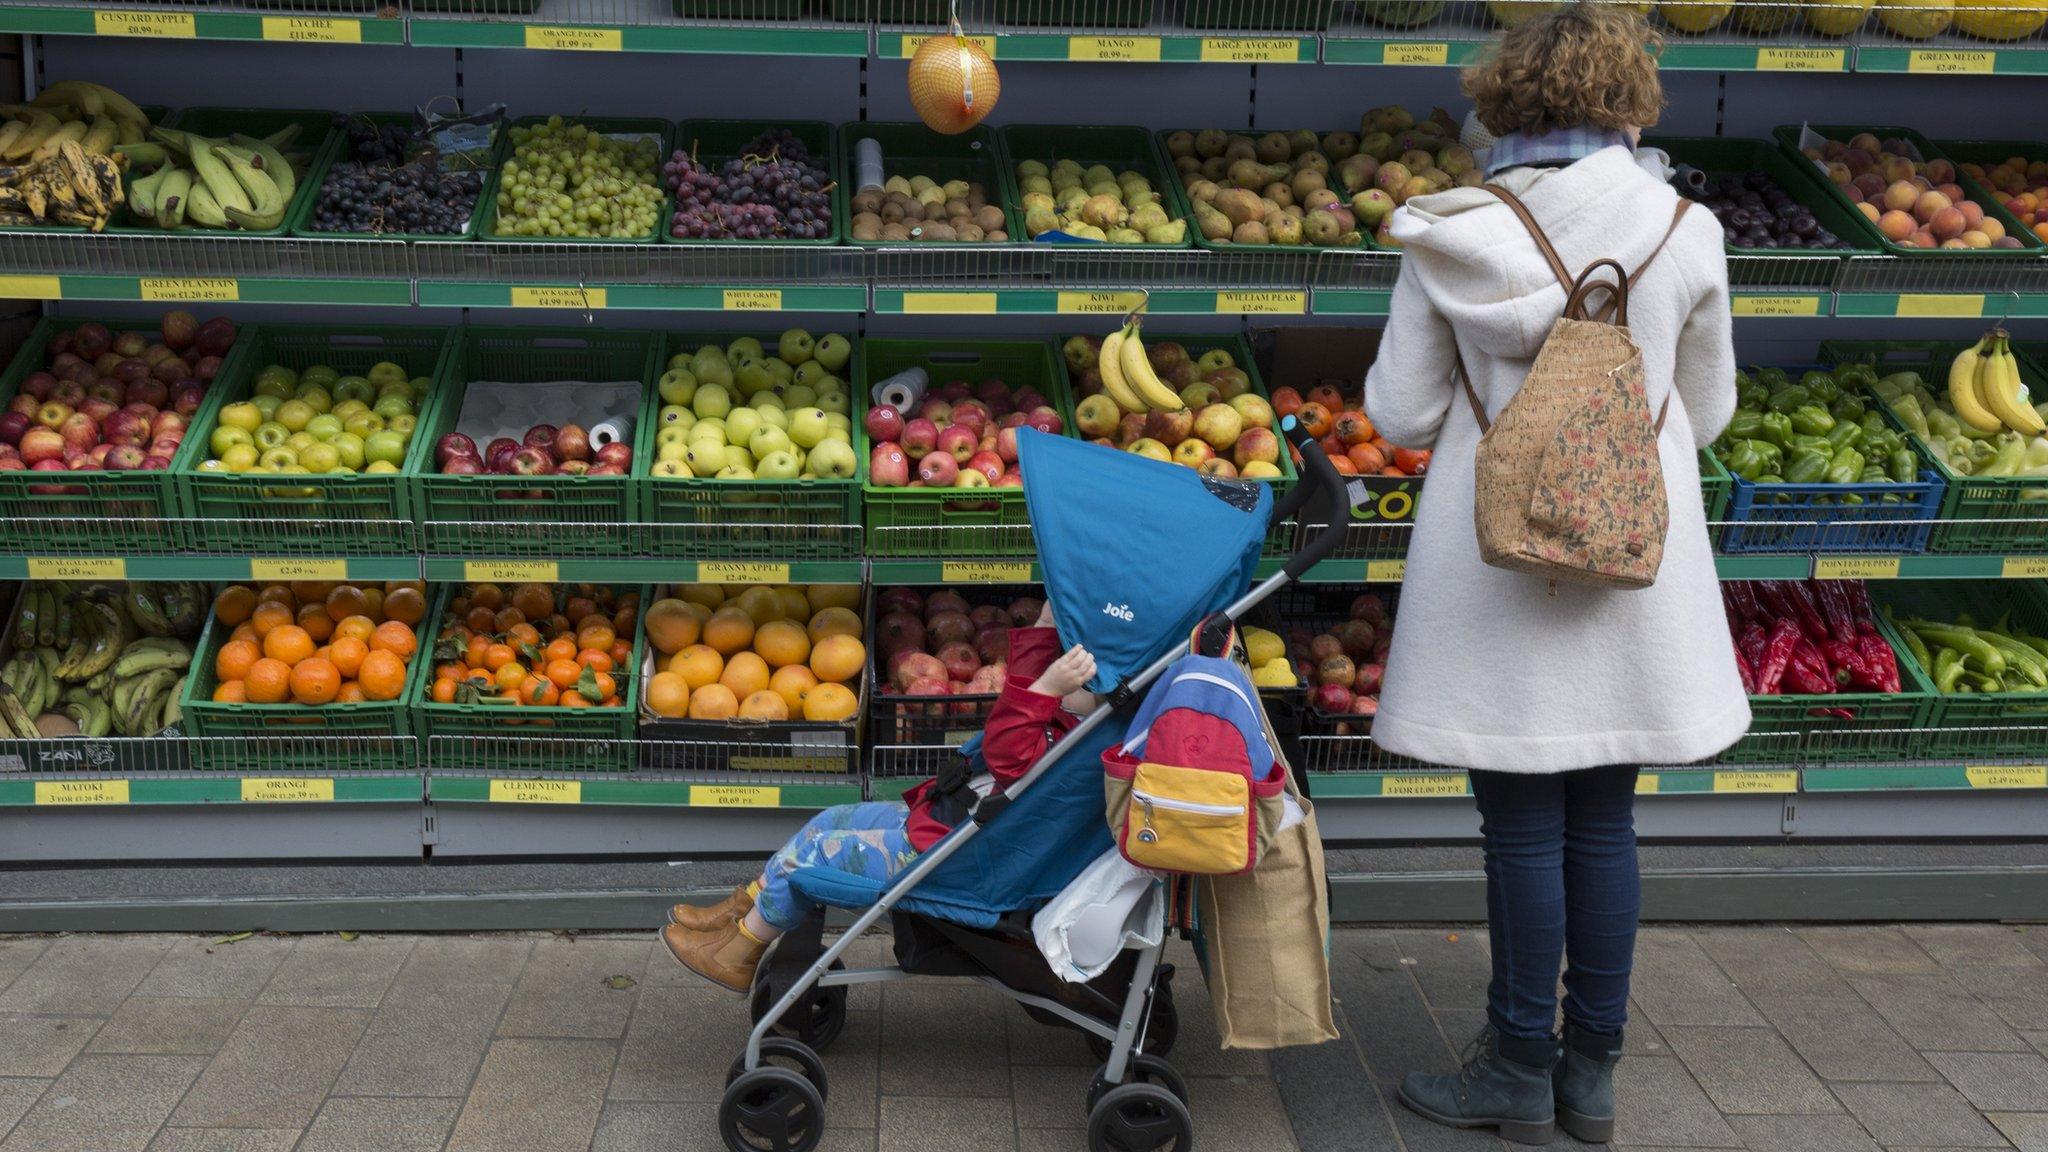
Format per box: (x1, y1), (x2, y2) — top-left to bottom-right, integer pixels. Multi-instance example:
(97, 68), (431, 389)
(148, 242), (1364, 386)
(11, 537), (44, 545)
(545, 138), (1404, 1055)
(1292, 169), (1327, 201)
(1024, 206), (1059, 237)
(1087, 181), (1123, 199)
(1022, 191), (1055, 213)
(1233, 221), (1269, 244)
(1195, 205), (1232, 240)
(1321, 131), (1359, 161)
(1129, 203), (1171, 232)
(909, 175), (936, 195)
(1264, 182), (1294, 209)
(1020, 175), (1052, 196)
(1107, 227), (1146, 243)
(1268, 213), (1305, 245)
(1083, 164), (1116, 188)
(1200, 157), (1229, 181)
(1224, 137), (1258, 164)
(1338, 155), (1379, 193)
(1080, 194), (1128, 229)
(1214, 188), (1263, 227)
(1256, 132), (1291, 164)
(1286, 129), (1320, 158)
(1195, 129), (1229, 158)
(1145, 219), (1188, 244)
(1016, 159), (1048, 180)
(885, 175), (913, 196)
(1304, 209), (1344, 245)
(1165, 130), (1196, 159)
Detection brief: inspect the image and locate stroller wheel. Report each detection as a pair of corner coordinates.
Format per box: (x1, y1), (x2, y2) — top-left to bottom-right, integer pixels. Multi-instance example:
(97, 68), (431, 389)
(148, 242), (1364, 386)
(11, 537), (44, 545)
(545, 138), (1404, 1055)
(719, 1066), (826, 1152)
(727, 1037), (829, 1102)
(1086, 1082), (1194, 1152)
(750, 961), (848, 1051)
(1087, 1053), (1188, 1113)
(1087, 968), (1178, 1061)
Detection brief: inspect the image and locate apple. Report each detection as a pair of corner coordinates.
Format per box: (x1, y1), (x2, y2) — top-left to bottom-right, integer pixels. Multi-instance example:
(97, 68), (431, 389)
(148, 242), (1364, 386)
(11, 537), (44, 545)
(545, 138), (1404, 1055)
(36, 402), (71, 431)
(1192, 404), (1245, 451)
(19, 426), (67, 463)
(935, 424), (978, 465)
(1125, 438), (1171, 463)
(756, 449), (801, 480)
(865, 404), (905, 444)
(809, 438), (857, 478)
(1230, 394), (1275, 433)
(79, 399), (117, 425)
(523, 424), (558, 452)
(0, 412), (28, 446)
(1073, 394), (1121, 439)
(1208, 368), (1253, 400)
(442, 455), (485, 475)
(995, 426), (1022, 465)
(777, 328), (815, 365)
(365, 430), (408, 467)
(555, 424), (591, 462)
(595, 442), (633, 469)
(1062, 334), (1101, 374)
(193, 317), (236, 359)
(437, 432), (478, 464)
(1143, 408), (1194, 448)
(1025, 407), (1063, 436)
(1172, 439), (1215, 468)
(7, 396), (36, 419)
(509, 446), (556, 476)
(917, 451), (958, 486)
(813, 333), (851, 372)
(71, 323), (112, 360)
(1233, 427), (1279, 469)
(901, 418), (938, 460)
(948, 400), (990, 437)
(102, 409), (147, 446)
(58, 412), (98, 453)
(965, 450), (1005, 483)
(650, 459), (690, 478)
(787, 407), (830, 449)
(558, 459), (592, 476)
(750, 426), (793, 461)
(657, 368), (697, 407)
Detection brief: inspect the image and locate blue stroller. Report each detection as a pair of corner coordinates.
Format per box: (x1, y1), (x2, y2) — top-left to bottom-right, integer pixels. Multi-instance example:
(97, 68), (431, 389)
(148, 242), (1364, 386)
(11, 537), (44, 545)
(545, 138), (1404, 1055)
(717, 422), (1357, 1152)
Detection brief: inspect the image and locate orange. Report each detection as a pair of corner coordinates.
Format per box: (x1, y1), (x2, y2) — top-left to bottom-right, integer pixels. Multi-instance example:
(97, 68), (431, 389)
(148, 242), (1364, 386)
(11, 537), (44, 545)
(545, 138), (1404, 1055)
(496, 663), (528, 692)
(720, 651), (770, 699)
(371, 621), (418, 661)
(754, 620), (811, 669)
(545, 636), (578, 665)
(510, 583), (554, 622)
(213, 680), (247, 703)
(359, 587), (385, 620)
(806, 607), (862, 644)
(520, 677), (560, 707)
(432, 677), (458, 704)
(802, 681), (858, 722)
(768, 665), (818, 714)
(434, 661), (466, 683)
(263, 625), (315, 666)
(245, 658), (293, 703)
(646, 671), (692, 718)
(734, 586), (786, 624)
(609, 639), (632, 668)
(289, 580), (337, 605)
(358, 650), (407, 701)
(251, 601), (293, 639)
(470, 583), (504, 610)
(383, 586), (427, 626)
(703, 609), (756, 656)
(229, 623), (259, 645)
(330, 637), (370, 680)
(773, 586), (810, 622)
(333, 615), (376, 643)
(576, 621), (616, 654)
(215, 639), (261, 682)
(739, 689), (790, 721)
(296, 604), (335, 643)
(256, 584), (293, 605)
(643, 598), (703, 655)
(805, 585), (861, 615)
(668, 644), (724, 690)
(545, 659), (583, 690)
(336, 682), (366, 704)
(809, 634), (866, 685)
(325, 584), (368, 622)
(577, 649), (614, 674)
(465, 606), (497, 634)
(688, 683), (739, 720)
(289, 658), (341, 705)
(213, 585), (257, 626)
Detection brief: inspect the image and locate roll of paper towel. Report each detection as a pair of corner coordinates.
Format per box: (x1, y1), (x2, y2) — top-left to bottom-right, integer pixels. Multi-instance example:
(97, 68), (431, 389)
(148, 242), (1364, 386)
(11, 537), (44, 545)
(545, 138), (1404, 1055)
(871, 367), (929, 414)
(854, 137), (885, 194)
(590, 415), (635, 449)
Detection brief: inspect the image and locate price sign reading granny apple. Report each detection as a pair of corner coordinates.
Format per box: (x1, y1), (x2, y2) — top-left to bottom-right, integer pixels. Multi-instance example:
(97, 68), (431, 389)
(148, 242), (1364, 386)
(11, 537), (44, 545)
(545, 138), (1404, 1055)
(650, 329), (859, 481)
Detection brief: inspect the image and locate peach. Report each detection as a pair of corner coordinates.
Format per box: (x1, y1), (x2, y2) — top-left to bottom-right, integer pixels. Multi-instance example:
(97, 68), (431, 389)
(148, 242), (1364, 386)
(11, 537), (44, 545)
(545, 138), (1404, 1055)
(1982, 217), (2007, 242)
(1878, 210), (1917, 242)
(1959, 201), (1985, 229)
(1924, 158), (1956, 185)
(1961, 230), (1992, 249)
(1858, 202), (1882, 223)
(1930, 206), (1967, 240)
(1937, 183), (1966, 204)
(1913, 190), (1952, 222)
(1941, 238), (1971, 249)
(1848, 132), (1882, 155)
(1883, 181), (1920, 212)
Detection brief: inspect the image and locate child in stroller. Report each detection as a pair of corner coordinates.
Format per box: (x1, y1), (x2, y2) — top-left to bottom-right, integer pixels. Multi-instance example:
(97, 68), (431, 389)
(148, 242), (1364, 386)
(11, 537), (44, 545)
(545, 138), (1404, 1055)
(663, 602), (1101, 994)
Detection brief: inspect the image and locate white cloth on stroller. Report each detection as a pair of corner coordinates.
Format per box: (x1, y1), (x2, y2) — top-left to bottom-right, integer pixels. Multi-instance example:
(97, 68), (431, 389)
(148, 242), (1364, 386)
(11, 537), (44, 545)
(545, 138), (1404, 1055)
(1033, 847), (1163, 984)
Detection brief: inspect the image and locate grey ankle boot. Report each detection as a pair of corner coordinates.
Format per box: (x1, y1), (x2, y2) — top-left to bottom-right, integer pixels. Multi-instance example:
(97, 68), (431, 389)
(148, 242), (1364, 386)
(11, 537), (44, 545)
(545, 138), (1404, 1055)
(1398, 1026), (1557, 1145)
(1554, 1023), (1625, 1143)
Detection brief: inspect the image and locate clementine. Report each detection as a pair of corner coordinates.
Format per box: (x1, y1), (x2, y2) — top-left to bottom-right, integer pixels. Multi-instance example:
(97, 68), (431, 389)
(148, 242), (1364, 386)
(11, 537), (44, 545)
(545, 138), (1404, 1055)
(510, 583), (553, 622)
(324, 584), (368, 622)
(296, 603), (335, 643)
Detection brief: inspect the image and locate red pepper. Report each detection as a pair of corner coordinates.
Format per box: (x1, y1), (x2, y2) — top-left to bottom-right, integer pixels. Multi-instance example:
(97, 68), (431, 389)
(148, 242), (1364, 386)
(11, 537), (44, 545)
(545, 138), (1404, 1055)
(1737, 623), (1767, 695)
(1822, 638), (1865, 688)
(1855, 627), (1902, 693)
(1785, 582), (1831, 643)
(1757, 618), (1799, 695)
(1786, 637), (1837, 695)
(1814, 581), (1859, 643)
(1726, 582), (1766, 626)
(1756, 582), (1826, 642)
(1843, 580), (1876, 625)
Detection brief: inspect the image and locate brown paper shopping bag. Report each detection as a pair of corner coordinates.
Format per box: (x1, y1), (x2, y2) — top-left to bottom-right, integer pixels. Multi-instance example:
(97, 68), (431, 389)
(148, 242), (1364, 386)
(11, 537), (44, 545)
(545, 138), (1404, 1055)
(1195, 786), (1337, 1050)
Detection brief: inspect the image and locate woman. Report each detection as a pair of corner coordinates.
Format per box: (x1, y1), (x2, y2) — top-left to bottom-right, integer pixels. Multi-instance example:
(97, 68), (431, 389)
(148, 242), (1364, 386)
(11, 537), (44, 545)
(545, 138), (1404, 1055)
(1364, 5), (1748, 1145)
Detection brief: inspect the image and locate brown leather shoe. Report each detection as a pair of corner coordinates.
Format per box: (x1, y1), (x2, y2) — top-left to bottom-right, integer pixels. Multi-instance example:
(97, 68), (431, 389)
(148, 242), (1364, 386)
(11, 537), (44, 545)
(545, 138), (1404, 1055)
(662, 920), (767, 994)
(667, 884), (755, 931)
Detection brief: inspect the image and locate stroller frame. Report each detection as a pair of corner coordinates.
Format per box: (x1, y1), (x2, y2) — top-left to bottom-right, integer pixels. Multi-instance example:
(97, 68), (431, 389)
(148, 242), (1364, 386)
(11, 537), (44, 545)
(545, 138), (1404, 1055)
(721, 420), (1356, 1152)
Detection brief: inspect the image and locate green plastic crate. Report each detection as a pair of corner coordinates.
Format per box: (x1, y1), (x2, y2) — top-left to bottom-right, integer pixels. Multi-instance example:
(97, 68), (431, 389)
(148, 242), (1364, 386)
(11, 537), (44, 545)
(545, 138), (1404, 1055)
(409, 0), (543, 11)
(1773, 125), (2043, 256)
(163, 108), (340, 239)
(1646, 134), (1881, 287)
(412, 327), (661, 558)
(1722, 606), (1938, 765)
(414, 581), (646, 772)
(1183, 0), (1331, 30)
(665, 120), (844, 246)
(0, 314), (252, 554)
(180, 581), (435, 772)
(841, 121), (1019, 245)
(994, 0), (1149, 26)
(637, 331), (865, 560)
(1701, 447), (1732, 526)
(1870, 580), (2048, 760)
(998, 124), (1189, 248)
(174, 324), (456, 556)
(834, 0), (944, 19)
(1819, 339), (2048, 555)
(288, 111), (507, 242)
(675, 0), (803, 16)
(0, 104), (170, 237)
(861, 338), (1073, 557)
(1933, 138), (2048, 224)
(473, 116), (672, 244)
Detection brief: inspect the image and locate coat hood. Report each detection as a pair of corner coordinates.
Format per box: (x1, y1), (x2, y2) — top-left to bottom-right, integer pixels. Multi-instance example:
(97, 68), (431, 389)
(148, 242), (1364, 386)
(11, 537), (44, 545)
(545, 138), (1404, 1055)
(1385, 146), (1686, 361)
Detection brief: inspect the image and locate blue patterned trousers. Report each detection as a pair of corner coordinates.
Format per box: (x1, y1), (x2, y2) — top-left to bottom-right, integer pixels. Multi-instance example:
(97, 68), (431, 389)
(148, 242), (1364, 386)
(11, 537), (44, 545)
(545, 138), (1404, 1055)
(755, 801), (922, 930)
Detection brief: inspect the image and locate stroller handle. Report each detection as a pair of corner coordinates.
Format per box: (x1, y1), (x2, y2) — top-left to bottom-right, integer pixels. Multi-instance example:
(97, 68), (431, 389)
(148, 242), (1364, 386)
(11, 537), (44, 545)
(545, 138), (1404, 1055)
(1274, 415), (1356, 579)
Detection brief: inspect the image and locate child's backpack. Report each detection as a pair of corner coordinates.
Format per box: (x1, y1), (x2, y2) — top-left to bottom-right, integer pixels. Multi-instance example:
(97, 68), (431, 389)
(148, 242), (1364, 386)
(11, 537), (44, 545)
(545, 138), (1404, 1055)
(1102, 652), (1285, 875)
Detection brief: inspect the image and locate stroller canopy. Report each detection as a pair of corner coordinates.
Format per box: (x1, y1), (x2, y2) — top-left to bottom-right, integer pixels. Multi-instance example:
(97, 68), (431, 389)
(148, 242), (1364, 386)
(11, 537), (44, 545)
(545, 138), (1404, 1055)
(1017, 428), (1271, 696)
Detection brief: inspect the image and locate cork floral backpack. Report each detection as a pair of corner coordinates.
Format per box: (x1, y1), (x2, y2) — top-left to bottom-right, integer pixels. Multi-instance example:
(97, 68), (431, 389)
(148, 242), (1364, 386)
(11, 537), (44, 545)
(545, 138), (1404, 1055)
(1454, 185), (1690, 591)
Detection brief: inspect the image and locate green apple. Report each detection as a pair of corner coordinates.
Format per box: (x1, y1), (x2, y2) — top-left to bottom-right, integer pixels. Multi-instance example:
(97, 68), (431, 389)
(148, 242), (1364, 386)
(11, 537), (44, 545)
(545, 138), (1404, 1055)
(684, 445), (726, 474)
(300, 365), (339, 387)
(301, 442), (342, 473)
(253, 370), (296, 400)
(692, 383), (731, 420)
(692, 354), (734, 389)
(787, 407), (829, 449)
(691, 416), (727, 442)
(755, 449), (800, 480)
(727, 336), (765, 363)
(793, 360), (830, 389)
(222, 443), (260, 472)
(658, 405), (695, 433)
(275, 400), (315, 432)
(751, 390), (785, 412)
(368, 361), (407, 385)
(724, 407), (763, 448)
(210, 424), (254, 457)
(253, 422), (291, 450)
(823, 412), (851, 433)
(723, 445), (754, 471)
(372, 394), (413, 421)
(410, 378), (432, 404)
(657, 368), (697, 406)
(777, 329), (815, 365)
(780, 385), (817, 411)
(666, 352), (694, 371)
(259, 446), (298, 470)
(387, 414), (417, 437)
(749, 426), (792, 460)
(332, 400), (369, 421)
(195, 458), (229, 473)
(755, 406), (789, 432)
(306, 414), (344, 442)
(714, 463), (755, 480)
(333, 376), (374, 404)
(658, 441), (689, 464)
(331, 432), (366, 470)
(251, 394), (283, 420)
(765, 358), (794, 388)
(218, 402), (263, 433)
(651, 459), (692, 479)
(813, 333), (851, 373)
(734, 361), (775, 397)
(295, 386), (332, 414)
(285, 432), (317, 455)
(343, 413), (384, 439)
(375, 378), (411, 399)
(365, 459), (399, 474)
(808, 438), (857, 478)
(657, 426), (690, 449)
(364, 430), (407, 467)
(816, 391), (850, 417)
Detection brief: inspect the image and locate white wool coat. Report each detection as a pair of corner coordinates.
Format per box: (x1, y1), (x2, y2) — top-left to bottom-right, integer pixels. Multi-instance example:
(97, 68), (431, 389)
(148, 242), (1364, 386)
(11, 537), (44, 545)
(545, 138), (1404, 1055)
(1364, 146), (1751, 774)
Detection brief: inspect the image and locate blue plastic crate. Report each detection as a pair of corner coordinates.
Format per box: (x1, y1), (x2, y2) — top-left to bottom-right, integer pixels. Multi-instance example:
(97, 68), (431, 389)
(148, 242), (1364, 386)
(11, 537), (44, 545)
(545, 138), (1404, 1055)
(1719, 470), (1945, 555)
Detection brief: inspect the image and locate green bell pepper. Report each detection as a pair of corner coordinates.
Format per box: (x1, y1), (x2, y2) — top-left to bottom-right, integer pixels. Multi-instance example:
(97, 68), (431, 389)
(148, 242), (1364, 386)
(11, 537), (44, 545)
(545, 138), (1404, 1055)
(1802, 371), (1842, 405)
(1767, 385), (1811, 413)
(1726, 411), (1767, 441)
(1789, 435), (1836, 459)
(1724, 439), (1769, 480)
(1790, 405), (1837, 436)
(1825, 446), (1867, 486)
(1758, 411), (1794, 448)
(1754, 473), (1785, 485)
(1786, 447), (1832, 485)
(1830, 395), (1867, 423)
(1861, 411), (1887, 437)
(1825, 420), (1863, 451)
(1755, 366), (1790, 391)
(1738, 381), (1769, 410)
(1861, 465), (1889, 484)
(1888, 448), (1918, 484)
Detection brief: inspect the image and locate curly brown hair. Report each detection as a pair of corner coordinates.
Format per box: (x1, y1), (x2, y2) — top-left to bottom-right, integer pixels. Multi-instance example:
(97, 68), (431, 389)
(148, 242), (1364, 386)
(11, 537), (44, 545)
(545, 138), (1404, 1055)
(1463, 3), (1665, 138)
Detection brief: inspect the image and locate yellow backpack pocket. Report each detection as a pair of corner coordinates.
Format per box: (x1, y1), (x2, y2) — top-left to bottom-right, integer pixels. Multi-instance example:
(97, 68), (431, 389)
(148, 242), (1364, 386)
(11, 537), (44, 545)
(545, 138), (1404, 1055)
(1120, 761), (1252, 875)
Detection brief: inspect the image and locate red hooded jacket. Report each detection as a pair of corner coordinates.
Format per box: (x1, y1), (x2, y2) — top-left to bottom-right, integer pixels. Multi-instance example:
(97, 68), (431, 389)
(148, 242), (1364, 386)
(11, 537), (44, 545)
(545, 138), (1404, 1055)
(900, 625), (1079, 852)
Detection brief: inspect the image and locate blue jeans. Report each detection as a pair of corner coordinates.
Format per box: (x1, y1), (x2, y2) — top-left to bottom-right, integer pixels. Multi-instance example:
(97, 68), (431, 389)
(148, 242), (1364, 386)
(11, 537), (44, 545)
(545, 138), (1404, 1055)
(1468, 765), (1640, 1041)
(755, 801), (921, 931)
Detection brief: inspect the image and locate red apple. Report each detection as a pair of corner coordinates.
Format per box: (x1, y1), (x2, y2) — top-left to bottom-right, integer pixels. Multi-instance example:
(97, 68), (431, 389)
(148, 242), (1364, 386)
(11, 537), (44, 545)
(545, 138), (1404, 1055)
(104, 445), (146, 470)
(508, 446), (556, 476)
(111, 359), (150, 387)
(442, 455), (484, 475)
(192, 317), (236, 358)
(170, 385), (205, 417)
(965, 450), (1004, 483)
(149, 411), (185, 440)
(870, 442), (910, 487)
(523, 424), (558, 452)
(112, 331), (148, 359)
(58, 412), (98, 454)
(8, 396), (36, 419)
(865, 404), (905, 444)
(148, 435), (182, 458)
(437, 433), (478, 464)
(918, 397), (953, 426)
(18, 427), (61, 465)
(51, 380), (85, 407)
(594, 441), (632, 469)
(934, 424), (977, 465)
(948, 400), (990, 437)
(150, 356), (188, 385)
(0, 412), (28, 446)
(916, 451), (957, 486)
(1025, 406), (1063, 435)
(554, 424), (590, 463)
(587, 462), (626, 476)
(72, 323), (112, 360)
(192, 355), (223, 382)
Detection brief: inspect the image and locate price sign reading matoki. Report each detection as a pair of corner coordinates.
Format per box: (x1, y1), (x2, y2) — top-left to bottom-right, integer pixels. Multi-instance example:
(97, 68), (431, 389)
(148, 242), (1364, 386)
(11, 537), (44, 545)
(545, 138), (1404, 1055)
(93, 9), (193, 36)
(140, 278), (238, 302)
(1066, 35), (1162, 61)
(240, 778), (336, 802)
(261, 16), (362, 42)
(1965, 765), (2047, 789)
(489, 779), (582, 804)
(464, 561), (559, 582)
(34, 779), (129, 805)
(1380, 42), (1449, 65)
(27, 558), (126, 580)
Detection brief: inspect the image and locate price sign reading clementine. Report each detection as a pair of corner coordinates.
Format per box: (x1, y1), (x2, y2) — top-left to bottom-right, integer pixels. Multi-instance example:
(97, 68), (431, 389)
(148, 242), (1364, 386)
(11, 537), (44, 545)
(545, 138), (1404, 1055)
(241, 778), (336, 802)
(261, 16), (362, 41)
(93, 9), (193, 35)
(698, 562), (788, 583)
(34, 779), (129, 805)
(1215, 290), (1305, 314)
(941, 562), (1032, 583)
(27, 558), (126, 580)
(1909, 49), (1994, 73)
(899, 33), (996, 57)
(900, 292), (997, 314)
(1199, 37), (1300, 62)
(1066, 35), (1161, 61)
(1636, 774), (1661, 794)
(510, 286), (606, 309)
(488, 779), (582, 804)
(1365, 560), (1406, 583)
(1056, 291), (1145, 314)
(1813, 556), (1900, 580)
(251, 559), (348, 582)
(1713, 770), (1798, 794)
(140, 278), (237, 302)
(1732, 295), (1822, 317)
(1380, 42), (1449, 65)
(1966, 765), (2046, 789)
(2001, 557), (2048, 578)
(689, 785), (781, 807)
(464, 561), (558, 582)
(722, 289), (782, 311)
(1757, 47), (1844, 71)
(1896, 294), (1983, 318)
(524, 25), (622, 50)
(1380, 773), (1467, 797)
(0, 276), (61, 299)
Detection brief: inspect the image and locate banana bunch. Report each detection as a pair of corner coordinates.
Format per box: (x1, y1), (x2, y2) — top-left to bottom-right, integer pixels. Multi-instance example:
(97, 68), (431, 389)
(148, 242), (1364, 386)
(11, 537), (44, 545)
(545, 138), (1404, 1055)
(123, 124), (306, 232)
(0, 81), (150, 164)
(1949, 330), (2047, 437)
(0, 138), (127, 231)
(0, 82), (151, 231)
(0, 580), (203, 739)
(1098, 321), (1185, 414)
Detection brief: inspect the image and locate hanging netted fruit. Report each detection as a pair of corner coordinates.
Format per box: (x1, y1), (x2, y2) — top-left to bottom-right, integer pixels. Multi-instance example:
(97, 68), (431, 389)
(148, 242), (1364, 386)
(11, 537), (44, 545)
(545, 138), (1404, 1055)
(908, 28), (1000, 135)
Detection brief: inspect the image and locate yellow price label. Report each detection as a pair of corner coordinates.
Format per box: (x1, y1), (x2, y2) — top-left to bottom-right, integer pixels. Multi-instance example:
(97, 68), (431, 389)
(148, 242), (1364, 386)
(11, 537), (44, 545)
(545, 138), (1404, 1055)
(899, 33), (996, 57)
(722, 289), (783, 311)
(250, 558), (348, 582)
(1732, 295), (1822, 317)
(524, 25), (622, 50)
(729, 755), (848, 773)
(1966, 765), (2046, 789)
(510, 286), (606, 309)
(1757, 47), (1845, 71)
(1056, 291), (1145, 314)
(26, 557), (126, 580)
(1066, 35), (1161, 61)
(261, 16), (361, 41)
(2001, 556), (2048, 578)
(941, 561), (1032, 583)
(1909, 49), (1994, 73)
(464, 561), (559, 582)
(0, 275), (61, 299)
(1199, 37), (1299, 62)
(1366, 559), (1406, 582)
(93, 9), (193, 35)
(1380, 773), (1467, 797)
(1896, 294), (1983, 318)
(698, 562), (789, 583)
(1636, 774), (1661, 794)
(488, 779), (582, 804)
(1380, 42), (1449, 65)
(34, 779), (129, 805)
(689, 785), (781, 807)
(1216, 290), (1306, 314)
(1713, 770), (1798, 794)
(1813, 556), (1900, 580)
(140, 278), (237, 302)
(900, 292), (997, 314)
(240, 778), (336, 802)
